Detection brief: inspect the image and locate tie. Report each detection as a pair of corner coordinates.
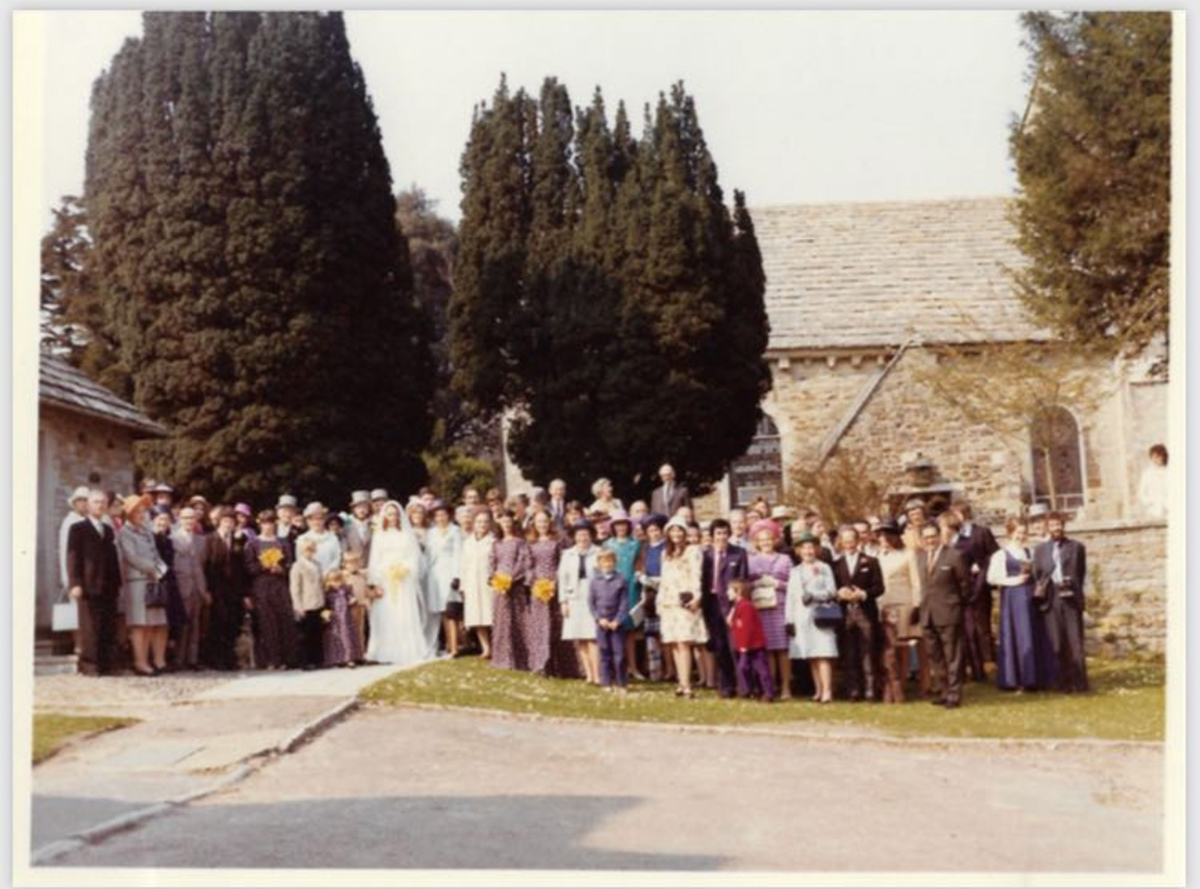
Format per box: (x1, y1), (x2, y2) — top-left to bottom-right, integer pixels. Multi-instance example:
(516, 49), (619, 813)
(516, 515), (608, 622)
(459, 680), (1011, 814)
(927, 548), (939, 578)
(578, 552), (587, 580)
(664, 484), (672, 506)
(714, 549), (723, 593)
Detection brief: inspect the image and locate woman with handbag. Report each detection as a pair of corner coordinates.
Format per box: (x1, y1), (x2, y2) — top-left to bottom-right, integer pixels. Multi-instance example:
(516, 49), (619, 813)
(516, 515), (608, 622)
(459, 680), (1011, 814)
(785, 532), (839, 703)
(746, 520), (794, 700)
(657, 516), (708, 698)
(116, 494), (169, 676)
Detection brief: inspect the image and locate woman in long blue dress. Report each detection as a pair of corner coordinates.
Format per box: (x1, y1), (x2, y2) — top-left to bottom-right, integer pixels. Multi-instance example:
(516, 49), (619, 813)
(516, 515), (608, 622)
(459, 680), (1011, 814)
(988, 518), (1057, 692)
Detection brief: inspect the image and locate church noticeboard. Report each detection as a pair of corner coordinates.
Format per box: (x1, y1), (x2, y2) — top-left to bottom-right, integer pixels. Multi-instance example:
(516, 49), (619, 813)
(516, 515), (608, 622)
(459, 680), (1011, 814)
(730, 416), (783, 506)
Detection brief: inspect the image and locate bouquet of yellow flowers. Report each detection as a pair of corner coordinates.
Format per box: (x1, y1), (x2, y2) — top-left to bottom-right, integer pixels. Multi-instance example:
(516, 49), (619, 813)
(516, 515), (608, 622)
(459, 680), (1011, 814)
(320, 608), (332, 624)
(492, 573), (514, 595)
(531, 578), (556, 603)
(387, 562), (410, 585)
(259, 548), (284, 570)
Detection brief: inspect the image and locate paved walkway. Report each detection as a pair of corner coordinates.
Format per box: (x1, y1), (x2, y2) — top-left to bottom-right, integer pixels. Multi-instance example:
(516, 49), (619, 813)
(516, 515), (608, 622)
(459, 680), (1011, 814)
(42, 707), (1165, 872)
(30, 665), (412, 859)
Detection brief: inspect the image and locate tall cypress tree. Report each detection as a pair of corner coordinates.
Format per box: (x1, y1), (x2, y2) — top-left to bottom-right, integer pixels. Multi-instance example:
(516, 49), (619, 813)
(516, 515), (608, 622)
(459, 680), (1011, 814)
(451, 77), (771, 498)
(83, 12), (433, 504)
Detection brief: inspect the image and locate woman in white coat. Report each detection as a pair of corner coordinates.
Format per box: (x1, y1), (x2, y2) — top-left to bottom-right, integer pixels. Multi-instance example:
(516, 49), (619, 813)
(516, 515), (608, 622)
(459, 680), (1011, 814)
(557, 522), (601, 684)
(459, 508), (496, 659)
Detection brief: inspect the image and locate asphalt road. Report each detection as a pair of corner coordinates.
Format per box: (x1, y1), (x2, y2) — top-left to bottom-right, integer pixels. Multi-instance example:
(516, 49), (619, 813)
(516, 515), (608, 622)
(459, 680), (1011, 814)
(48, 707), (1164, 873)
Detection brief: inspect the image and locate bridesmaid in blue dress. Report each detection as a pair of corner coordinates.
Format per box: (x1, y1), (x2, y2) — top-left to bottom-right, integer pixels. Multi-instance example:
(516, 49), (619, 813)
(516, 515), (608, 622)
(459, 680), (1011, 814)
(603, 511), (642, 680)
(988, 518), (1057, 692)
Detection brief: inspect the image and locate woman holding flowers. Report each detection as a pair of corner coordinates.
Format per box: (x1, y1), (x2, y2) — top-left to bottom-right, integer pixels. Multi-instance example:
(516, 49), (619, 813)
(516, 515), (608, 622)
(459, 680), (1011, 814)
(526, 509), (577, 677)
(489, 509), (532, 671)
(365, 500), (428, 667)
(243, 509), (297, 670)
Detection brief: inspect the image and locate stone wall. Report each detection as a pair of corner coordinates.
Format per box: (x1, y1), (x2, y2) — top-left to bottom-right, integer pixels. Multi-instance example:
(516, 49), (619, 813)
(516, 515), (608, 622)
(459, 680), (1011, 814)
(36, 406), (138, 632)
(1068, 520), (1168, 658)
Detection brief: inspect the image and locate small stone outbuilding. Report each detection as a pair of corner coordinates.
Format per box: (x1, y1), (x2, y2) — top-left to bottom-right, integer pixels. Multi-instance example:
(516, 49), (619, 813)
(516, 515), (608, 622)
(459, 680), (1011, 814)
(36, 354), (167, 634)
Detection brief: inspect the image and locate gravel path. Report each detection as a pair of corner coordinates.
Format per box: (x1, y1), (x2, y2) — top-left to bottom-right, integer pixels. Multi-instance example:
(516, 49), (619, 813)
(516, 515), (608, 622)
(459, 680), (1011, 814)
(34, 673), (234, 713)
(48, 707), (1164, 872)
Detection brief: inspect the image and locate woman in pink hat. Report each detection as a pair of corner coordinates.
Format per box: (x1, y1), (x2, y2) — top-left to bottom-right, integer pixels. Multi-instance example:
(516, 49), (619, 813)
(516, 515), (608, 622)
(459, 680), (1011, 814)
(746, 518), (794, 699)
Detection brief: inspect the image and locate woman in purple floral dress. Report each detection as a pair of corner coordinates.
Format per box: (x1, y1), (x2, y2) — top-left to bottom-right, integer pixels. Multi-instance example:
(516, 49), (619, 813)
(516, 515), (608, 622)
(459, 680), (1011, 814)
(746, 520), (794, 699)
(322, 569), (363, 667)
(489, 510), (532, 671)
(525, 510), (578, 677)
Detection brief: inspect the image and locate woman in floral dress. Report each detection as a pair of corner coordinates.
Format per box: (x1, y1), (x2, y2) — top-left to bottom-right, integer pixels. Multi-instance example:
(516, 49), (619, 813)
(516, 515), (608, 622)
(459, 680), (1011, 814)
(525, 510), (577, 677)
(746, 521), (794, 699)
(488, 510), (532, 670)
(658, 516), (707, 698)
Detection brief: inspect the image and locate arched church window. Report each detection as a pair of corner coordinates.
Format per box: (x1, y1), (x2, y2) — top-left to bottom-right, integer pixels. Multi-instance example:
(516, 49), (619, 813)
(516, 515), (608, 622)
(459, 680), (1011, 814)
(730, 414), (783, 508)
(1030, 406), (1085, 511)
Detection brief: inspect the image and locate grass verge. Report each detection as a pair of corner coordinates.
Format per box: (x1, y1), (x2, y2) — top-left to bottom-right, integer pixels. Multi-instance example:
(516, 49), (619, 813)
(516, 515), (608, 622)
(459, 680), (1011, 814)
(33, 713), (138, 765)
(361, 656), (1163, 741)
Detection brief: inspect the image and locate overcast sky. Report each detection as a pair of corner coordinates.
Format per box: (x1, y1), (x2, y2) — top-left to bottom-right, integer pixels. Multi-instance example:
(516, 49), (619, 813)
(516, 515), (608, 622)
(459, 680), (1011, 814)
(38, 10), (1031, 227)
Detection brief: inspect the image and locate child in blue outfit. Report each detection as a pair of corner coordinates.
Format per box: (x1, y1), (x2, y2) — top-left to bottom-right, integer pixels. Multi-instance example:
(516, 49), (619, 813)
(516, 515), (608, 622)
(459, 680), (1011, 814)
(589, 549), (630, 692)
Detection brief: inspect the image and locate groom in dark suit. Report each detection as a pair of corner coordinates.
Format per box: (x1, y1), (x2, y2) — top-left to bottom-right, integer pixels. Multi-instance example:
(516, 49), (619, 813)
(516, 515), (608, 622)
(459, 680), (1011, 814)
(831, 526), (885, 701)
(915, 523), (972, 707)
(67, 489), (123, 676)
(1032, 513), (1089, 693)
(700, 519), (748, 698)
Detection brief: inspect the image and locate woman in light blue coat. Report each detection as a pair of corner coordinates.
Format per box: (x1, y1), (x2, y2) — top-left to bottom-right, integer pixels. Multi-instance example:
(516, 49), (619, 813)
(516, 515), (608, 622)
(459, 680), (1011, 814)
(785, 532), (839, 703)
(426, 502), (464, 658)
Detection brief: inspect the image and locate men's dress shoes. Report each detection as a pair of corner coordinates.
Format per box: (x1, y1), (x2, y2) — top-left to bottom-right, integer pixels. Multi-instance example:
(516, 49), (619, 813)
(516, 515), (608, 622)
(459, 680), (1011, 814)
(930, 697), (949, 707)
(943, 700), (961, 709)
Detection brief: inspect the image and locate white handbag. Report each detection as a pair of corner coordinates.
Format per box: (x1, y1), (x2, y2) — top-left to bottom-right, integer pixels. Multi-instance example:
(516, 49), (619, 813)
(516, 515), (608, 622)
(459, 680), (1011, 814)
(52, 594), (79, 632)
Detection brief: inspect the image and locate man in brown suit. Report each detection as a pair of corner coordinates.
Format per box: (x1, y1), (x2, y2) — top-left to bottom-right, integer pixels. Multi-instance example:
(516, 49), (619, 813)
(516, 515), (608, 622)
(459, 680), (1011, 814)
(67, 489), (123, 675)
(915, 523), (971, 708)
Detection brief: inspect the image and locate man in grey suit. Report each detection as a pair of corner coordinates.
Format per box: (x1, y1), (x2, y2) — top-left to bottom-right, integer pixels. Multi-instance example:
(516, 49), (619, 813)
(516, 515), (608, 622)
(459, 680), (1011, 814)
(650, 464), (692, 518)
(915, 523), (972, 708)
(344, 490), (374, 564)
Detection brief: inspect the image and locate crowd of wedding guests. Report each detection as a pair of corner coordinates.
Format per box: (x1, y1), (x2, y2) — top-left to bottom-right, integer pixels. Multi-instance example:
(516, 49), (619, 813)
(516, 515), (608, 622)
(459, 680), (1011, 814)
(60, 462), (1092, 706)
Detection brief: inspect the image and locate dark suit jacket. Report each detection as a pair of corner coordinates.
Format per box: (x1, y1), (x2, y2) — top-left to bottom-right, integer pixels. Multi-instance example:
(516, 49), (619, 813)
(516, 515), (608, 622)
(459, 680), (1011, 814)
(66, 519), (121, 601)
(205, 532), (246, 601)
(1032, 537), (1087, 608)
(915, 546), (971, 629)
(831, 551), (885, 623)
(650, 484), (692, 518)
(701, 544), (749, 617)
(957, 523), (1000, 598)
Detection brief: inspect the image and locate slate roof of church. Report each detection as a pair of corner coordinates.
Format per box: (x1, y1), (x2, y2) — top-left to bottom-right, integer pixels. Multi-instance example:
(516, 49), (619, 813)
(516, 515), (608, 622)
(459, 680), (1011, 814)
(39, 353), (167, 437)
(751, 196), (1050, 351)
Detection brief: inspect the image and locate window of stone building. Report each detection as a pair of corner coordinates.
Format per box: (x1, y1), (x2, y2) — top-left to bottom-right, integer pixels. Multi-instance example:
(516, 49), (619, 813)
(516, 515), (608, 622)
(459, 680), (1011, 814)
(1030, 406), (1085, 511)
(729, 414), (784, 508)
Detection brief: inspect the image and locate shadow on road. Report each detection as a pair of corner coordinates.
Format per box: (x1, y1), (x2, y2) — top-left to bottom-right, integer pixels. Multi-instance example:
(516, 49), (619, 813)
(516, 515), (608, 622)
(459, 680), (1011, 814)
(45, 793), (728, 870)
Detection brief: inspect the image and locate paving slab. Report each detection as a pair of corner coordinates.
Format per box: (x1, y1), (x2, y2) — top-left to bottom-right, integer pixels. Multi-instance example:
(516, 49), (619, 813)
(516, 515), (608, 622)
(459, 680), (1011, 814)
(190, 663), (407, 700)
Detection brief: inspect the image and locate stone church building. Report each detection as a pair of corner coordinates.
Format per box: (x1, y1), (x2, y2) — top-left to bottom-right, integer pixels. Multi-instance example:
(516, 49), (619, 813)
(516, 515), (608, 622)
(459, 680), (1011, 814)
(502, 196), (1169, 655)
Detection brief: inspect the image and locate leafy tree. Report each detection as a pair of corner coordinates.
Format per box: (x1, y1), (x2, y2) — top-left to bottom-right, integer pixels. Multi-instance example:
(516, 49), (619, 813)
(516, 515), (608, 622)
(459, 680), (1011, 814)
(83, 12), (433, 505)
(788, 450), (886, 528)
(1009, 12), (1171, 370)
(450, 77), (771, 500)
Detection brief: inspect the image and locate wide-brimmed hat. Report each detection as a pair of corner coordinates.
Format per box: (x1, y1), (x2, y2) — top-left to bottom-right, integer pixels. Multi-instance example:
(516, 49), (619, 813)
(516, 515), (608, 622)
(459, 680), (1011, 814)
(749, 518), (781, 541)
(430, 500), (451, 516)
(770, 505), (795, 521)
(234, 503), (253, 517)
(794, 531), (819, 547)
(122, 493), (151, 516)
(350, 490), (371, 507)
(303, 501), (327, 519)
(608, 509), (632, 527)
(370, 488), (389, 502)
(68, 485), (91, 506)
(150, 482), (175, 496)
(277, 494), (299, 510)
(664, 516), (690, 534)
(189, 495), (209, 508)
(1028, 503), (1049, 518)
(904, 498), (926, 513)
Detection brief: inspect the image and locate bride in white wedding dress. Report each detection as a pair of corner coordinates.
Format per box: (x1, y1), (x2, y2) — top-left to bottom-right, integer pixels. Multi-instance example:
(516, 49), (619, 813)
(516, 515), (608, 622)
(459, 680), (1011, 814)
(366, 500), (429, 667)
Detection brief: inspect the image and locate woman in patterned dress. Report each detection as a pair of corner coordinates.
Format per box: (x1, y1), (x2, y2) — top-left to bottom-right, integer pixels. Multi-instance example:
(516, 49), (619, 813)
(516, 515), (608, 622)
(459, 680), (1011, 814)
(746, 520), (794, 699)
(658, 516), (707, 698)
(525, 509), (577, 677)
(243, 510), (298, 670)
(489, 510), (532, 670)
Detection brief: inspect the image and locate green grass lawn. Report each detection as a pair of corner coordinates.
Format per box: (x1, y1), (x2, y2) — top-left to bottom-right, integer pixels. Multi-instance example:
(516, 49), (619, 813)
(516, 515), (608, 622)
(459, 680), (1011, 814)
(361, 656), (1164, 741)
(32, 713), (138, 765)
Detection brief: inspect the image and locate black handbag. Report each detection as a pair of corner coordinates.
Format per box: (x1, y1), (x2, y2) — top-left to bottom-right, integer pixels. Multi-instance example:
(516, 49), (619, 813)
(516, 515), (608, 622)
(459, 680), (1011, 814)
(812, 601), (843, 628)
(144, 580), (167, 608)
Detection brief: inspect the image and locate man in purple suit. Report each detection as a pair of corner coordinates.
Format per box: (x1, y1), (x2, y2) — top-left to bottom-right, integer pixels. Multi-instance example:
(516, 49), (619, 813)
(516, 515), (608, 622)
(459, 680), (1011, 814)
(700, 519), (748, 698)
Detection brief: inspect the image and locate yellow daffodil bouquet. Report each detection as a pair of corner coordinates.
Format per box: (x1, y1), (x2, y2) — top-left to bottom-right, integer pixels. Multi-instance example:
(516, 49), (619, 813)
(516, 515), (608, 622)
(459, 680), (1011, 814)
(532, 578), (556, 603)
(386, 561), (411, 605)
(259, 548), (284, 571)
(492, 573), (514, 595)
